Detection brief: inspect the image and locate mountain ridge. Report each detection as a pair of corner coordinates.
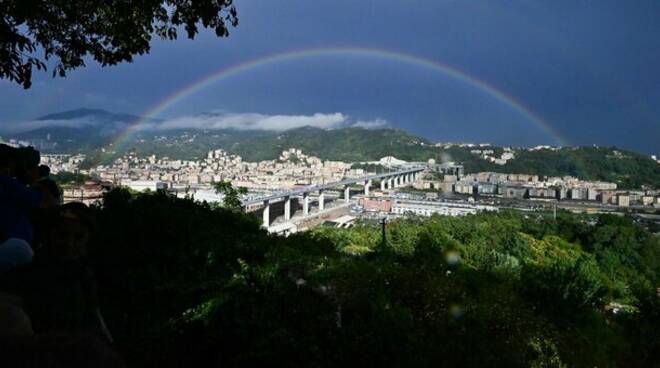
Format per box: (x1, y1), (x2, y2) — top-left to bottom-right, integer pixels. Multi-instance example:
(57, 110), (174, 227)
(3, 109), (659, 188)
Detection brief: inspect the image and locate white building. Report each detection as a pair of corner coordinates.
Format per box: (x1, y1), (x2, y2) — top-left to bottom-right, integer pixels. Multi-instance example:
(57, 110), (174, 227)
(391, 200), (497, 217)
(120, 180), (168, 192)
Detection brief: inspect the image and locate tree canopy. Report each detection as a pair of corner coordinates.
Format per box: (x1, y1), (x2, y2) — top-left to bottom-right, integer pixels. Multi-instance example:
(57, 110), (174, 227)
(213, 180), (247, 211)
(0, 0), (238, 88)
(85, 189), (659, 367)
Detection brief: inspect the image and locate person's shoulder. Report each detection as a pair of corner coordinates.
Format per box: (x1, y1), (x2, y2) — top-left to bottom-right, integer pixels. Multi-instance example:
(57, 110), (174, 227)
(0, 174), (16, 186)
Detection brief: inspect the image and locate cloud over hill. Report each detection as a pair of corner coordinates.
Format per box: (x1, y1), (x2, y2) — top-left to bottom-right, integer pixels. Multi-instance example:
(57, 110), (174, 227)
(3, 109), (389, 133)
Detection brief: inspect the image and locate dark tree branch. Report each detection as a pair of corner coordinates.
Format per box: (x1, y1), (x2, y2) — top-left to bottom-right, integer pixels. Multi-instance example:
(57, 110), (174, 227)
(0, 0), (238, 88)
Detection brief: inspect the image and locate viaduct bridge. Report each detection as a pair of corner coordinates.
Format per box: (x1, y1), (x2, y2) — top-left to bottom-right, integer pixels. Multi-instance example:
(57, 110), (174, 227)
(242, 167), (425, 227)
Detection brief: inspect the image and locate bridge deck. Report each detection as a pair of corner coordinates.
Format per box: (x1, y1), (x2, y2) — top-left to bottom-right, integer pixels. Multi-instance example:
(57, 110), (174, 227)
(242, 167), (424, 206)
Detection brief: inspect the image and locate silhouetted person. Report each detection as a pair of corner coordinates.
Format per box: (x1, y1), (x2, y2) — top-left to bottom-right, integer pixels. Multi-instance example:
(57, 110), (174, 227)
(0, 144), (43, 247)
(3, 204), (113, 342)
(14, 146), (41, 186)
(33, 177), (61, 208)
(0, 332), (125, 368)
(38, 164), (50, 180)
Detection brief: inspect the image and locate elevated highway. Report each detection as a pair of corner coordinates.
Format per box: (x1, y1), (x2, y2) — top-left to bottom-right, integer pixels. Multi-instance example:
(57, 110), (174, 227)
(242, 167), (425, 228)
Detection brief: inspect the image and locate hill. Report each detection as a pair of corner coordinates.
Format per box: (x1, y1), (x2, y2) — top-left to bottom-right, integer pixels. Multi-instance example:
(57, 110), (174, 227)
(122, 127), (660, 188)
(4, 109), (659, 188)
(4, 108), (143, 152)
(123, 126), (433, 162)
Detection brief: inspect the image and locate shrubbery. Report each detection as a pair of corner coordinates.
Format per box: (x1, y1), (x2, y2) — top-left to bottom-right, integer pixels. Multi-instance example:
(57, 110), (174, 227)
(89, 189), (659, 367)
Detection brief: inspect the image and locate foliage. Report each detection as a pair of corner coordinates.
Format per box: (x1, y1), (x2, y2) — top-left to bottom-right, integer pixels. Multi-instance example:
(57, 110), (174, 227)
(499, 147), (660, 189)
(50, 171), (90, 186)
(350, 163), (388, 173)
(213, 180), (247, 211)
(82, 190), (658, 366)
(1, 1), (238, 88)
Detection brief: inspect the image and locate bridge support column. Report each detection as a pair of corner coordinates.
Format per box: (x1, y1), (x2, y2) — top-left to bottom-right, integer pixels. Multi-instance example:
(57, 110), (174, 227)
(387, 177), (393, 190)
(262, 200), (270, 227)
(284, 196), (291, 221)
(364, 179), (371, 196)
(344, 186), (350, 203)
(318, 189), (325, 211)
(303, 192), (309, 216)
(380, 179), (386, 191)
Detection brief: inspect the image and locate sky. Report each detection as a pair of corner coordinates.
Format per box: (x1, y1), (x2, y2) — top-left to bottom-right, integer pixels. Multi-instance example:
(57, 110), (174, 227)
(1, 0), (659, 153)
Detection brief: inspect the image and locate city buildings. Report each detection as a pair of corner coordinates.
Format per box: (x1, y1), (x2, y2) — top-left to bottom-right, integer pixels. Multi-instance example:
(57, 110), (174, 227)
(38, 146), (660, 215)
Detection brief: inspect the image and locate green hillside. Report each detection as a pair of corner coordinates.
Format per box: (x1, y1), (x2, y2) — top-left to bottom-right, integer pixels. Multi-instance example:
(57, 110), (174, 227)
(231, 127), (434, 162)
(114, 127), (434, 162)
(120, 127), (660, 188)
(498, 147), (660, 189)
(11, 119), (660, 188)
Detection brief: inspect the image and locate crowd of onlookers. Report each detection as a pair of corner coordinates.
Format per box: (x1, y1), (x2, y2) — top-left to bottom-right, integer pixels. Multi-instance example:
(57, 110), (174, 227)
(0, 144), (123, 366)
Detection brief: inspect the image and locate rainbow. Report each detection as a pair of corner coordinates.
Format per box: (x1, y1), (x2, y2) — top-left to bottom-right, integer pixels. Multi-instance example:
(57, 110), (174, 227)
(108, 46), (565, 153)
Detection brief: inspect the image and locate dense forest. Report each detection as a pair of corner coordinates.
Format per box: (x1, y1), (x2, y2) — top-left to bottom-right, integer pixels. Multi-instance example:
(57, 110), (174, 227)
(86, 189), (658, 367)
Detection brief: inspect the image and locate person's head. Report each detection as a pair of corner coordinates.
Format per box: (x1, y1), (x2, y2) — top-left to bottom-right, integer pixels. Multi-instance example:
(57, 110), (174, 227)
(0, 302), (33, 338)
(0, 237), (34, 272)
(33, 178), (61, 208)
(44, 203), (94, 260)
(15, 146), (41, 185)
(0, 144), (17, 176)
(38, 164), (50, 179)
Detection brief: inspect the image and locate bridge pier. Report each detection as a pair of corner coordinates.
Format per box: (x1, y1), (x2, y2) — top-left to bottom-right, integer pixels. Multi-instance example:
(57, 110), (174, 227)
(262, 200), (270, 227)
(303, 192), (309, 216)
(243, 169), (424, 224)
(284, 196), (291, 221)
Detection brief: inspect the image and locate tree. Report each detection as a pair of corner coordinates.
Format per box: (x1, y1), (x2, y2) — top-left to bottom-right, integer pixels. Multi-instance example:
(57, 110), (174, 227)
(1, 0), (238, 88)
(213, 180), (247, 211)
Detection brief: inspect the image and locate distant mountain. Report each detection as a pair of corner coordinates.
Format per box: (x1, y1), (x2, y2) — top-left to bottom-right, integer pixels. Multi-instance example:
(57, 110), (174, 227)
(36, 108), (140, 123)
(4, 109), (659, 189)
(106, 125), (660, 189)
(4, 108), (142, 152)
(230, 126), (433, 162)
(2, 108), (167, 153)
(98, 125), (435, 162)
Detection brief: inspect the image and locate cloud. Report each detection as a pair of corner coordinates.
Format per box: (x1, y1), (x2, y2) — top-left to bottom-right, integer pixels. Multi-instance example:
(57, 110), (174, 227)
(2, 110), (390, 134)
(141, 112), (349, 131)
(352, 118), (389, 129)
(1, 118), (100, 133)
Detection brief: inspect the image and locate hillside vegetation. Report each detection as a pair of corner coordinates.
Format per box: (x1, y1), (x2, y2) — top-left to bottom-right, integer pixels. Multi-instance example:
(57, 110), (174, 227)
(10, 120), (660, 188)
(88, 190), (658, 367)
(124, 128), (660, 188)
